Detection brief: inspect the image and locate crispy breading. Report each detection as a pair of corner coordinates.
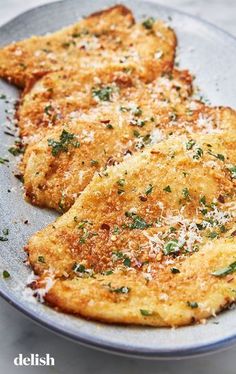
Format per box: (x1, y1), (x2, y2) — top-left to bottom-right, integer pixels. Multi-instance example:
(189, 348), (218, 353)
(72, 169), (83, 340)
(21, 69), (195, 210)
(22, 93), (236, 211)
(0, 5), (176, 87)
(26, 133), (236, 326)
(17, 68), (192, 139)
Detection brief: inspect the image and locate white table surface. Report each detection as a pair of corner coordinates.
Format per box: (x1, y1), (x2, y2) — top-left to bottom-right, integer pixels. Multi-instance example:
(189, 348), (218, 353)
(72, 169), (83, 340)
(0, 0), (236, 373)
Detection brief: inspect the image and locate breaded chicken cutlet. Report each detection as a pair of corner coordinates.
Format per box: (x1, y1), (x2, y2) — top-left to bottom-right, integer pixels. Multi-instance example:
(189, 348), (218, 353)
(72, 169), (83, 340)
(21, 68), (194, 211)
(17, 68), (192, 140)
(0, 5), (176, 87)
(26, 133), (236, 326)
(22, 91), (236, 212)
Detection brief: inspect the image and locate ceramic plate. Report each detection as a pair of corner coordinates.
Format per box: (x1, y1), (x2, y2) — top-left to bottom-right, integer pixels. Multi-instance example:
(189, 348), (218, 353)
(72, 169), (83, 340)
(0, 0), (236, 359)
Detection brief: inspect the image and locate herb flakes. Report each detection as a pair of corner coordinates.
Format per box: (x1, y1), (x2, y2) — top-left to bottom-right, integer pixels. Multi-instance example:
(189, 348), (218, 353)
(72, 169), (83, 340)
(107, 283), (130, 294)
(125, 212), (152, 230)
(228, 165), (236, 179)
(211, 261), (236, 277)
(3, 270), (10, 279)
(187, 301), (198, 309)
(48, 129), (80, 156)
(145, 184), (153, 195)
(142, 17), (155, 29)
(163, 185), (171, 193)
(193, 148), (203, 160)
(0, 157), (9, 165)
(140, 309), (152, 316)
(92, 86), (113, 101)
(182, 187), (190, 199)
(171, 267), (180, 274)
(163, 240), (181, 255)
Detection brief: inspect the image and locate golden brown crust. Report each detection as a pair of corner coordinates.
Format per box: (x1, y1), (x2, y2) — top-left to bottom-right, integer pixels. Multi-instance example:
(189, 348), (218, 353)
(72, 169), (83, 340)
(22, 99), (236, 212)
(21, 69), (196, 210)
(0, 6), (176, 87)
(26, 132), (236, 326)
(88, 4), (135, 23)
(18, 68), (191, 139)
(44, 238), (236, 326)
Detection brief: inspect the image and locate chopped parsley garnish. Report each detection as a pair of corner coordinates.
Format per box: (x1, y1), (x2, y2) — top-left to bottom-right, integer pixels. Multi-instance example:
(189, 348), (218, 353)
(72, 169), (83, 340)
(208, 151), (225, 161)
(145, 184), (153, 195)
(199, 196), (206, 205)
(186, 139), (196, 150)
(123, 257), (131, 267)
(73, 263), (86, 273)
(8, 146), (24, 156)
(0, 237), (8, 242)
(187, 301), (198, 309)
(0, 228), (8, 241)
(133, 106), (142, 116)
(208, 231), (218, 239)
(2, 228), (9, 236)
(92, 86), (113, 101)
(3, 270), (10, 279)
(107, 283), (130, 294)
(79, 228), (89, 244)
(113, 225), (120, 235)
(125, 212), (152, 230)
(38, 256), (45, 263)
(228, 165), (236, 179)
(104, 270), (113, 275)
(171, 267), (180, 274)
(117, 179), (125, 187)
(200, 208), (208, 216)
(61, 42), (72, 48)
(142, 17), (155, 29)
(90, 159), (99, 166)
(182, 187), (190, 199)
(77, 221), (87, 229)
(163, 185), (172, 193)
(48, 130), (80, 156)
(112, 251), (124, 260)
(211, 261), (236, 277)
(71, 29), (89, 38)
(58, 198), (65, 212)
(112, 251), (131, 267)
(140, 309), (152, 316)
(130, 118), (146, 127)
(44, 104), (53, 115)
(106, 124), (113, 129)
(193, 148), (203, 160)
(163, 240), (181, 255)
(0, 157), (9, 165)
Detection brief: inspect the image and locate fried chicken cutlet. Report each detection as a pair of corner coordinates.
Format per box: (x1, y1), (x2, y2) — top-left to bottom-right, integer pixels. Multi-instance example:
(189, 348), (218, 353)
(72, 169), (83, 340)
(21, 69), (196, 210)
(0, 5), (176, 87)
(25, 132), (236, 326)
(22, 91), (236, 211)
(17, 68), (192, 140)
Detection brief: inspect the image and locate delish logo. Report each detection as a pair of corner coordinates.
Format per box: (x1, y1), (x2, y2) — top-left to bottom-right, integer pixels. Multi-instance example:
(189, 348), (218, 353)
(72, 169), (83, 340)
(14, 353), (55, 366)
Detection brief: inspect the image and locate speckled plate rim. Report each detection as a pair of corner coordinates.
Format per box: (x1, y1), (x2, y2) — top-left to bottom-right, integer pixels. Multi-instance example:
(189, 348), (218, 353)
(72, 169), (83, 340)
(1, 287), (236, 360)
(1, 0), (236, 359)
